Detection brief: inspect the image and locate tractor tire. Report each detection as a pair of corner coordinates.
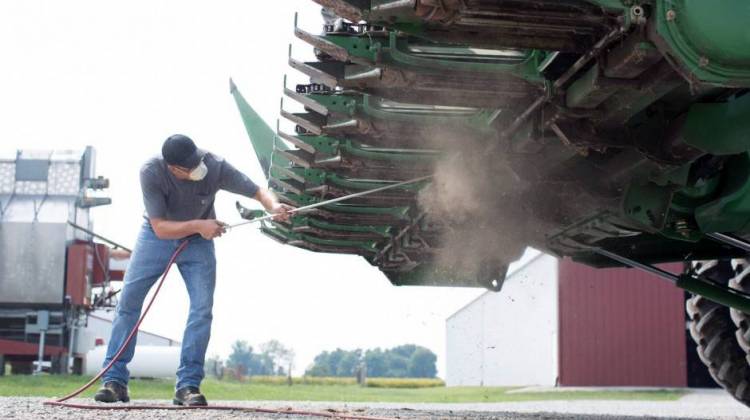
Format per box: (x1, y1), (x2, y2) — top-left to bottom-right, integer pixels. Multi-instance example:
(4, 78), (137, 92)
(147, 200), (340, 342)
(729, 260), (750, 359)
(686, 260), (750, 403)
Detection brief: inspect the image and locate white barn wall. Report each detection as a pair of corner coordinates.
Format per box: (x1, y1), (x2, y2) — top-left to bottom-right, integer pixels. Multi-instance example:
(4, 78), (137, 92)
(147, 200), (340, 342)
(446, 292), (485, 385)
(446, 253), (559, 386)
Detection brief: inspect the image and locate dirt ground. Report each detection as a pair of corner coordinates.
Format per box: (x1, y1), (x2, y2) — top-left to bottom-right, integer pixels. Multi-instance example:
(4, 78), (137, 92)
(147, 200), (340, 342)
(3, 390), (749, 420)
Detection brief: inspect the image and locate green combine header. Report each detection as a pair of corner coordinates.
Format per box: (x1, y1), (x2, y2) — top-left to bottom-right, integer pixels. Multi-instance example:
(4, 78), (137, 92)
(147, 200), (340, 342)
(232, 0), (750, 404)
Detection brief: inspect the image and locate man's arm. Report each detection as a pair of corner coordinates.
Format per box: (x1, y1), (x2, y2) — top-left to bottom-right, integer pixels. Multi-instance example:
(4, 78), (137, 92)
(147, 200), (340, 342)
(218, 158), (292, 221)
(149, 188), (290, 239)
(149, 218), (226, 240)
(254, 187), (292, 221)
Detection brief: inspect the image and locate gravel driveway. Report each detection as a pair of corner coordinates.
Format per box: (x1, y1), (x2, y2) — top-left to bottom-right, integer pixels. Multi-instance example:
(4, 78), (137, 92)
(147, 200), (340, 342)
(2, 390), (748, 420)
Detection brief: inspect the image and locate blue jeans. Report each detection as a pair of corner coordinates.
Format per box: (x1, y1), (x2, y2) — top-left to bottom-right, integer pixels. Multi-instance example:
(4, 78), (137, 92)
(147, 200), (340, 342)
(102, 221), (216, 390)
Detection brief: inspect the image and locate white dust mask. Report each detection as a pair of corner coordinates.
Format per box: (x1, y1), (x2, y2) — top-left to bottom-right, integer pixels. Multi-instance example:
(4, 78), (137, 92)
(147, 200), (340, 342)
(188, 161), (208, 181)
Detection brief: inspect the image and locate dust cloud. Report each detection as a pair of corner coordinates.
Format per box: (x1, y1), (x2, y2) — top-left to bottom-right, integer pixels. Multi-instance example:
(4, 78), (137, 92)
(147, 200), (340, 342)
(418, 145), (529, 282)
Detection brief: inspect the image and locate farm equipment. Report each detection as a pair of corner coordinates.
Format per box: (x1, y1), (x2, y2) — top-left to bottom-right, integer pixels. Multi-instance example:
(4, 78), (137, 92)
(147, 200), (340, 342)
(0, 148), (126, 374)
(230, 0), (750, 404)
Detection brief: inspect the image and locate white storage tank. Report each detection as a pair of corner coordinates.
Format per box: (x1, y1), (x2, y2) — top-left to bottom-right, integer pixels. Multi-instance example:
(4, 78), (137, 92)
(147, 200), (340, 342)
(85, 345), (180, 378)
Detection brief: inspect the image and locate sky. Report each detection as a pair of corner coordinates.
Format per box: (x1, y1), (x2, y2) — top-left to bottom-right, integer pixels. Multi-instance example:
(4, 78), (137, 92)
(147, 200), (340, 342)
(0, 1), (532, 377)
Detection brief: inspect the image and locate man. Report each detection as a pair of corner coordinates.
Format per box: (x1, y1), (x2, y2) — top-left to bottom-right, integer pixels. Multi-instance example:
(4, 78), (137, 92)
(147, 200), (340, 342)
(94, 134), (291, 406)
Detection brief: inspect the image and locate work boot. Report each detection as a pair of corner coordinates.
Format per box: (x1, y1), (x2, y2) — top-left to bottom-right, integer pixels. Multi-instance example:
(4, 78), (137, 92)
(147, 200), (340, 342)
(173, 386), (208, 406)
(93, 381), (130, 403)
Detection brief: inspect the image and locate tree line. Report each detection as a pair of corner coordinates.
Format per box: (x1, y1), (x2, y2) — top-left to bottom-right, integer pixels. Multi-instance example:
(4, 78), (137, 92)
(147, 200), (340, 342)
(306, 344), (437, 378)
(206, 341), (437, 379)
(206, 339), (294, 379)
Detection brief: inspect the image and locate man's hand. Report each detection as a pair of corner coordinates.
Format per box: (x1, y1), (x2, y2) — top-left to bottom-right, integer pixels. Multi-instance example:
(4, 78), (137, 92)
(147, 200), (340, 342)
(254, 188), (294, 222)
(269, 202), (294, 222)
(196, 219), (227, 240)
(150, 218), (227, 240)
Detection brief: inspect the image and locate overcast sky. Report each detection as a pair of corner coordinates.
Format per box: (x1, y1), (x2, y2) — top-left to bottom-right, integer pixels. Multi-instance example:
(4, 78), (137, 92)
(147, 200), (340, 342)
(0, 1), (533, 377)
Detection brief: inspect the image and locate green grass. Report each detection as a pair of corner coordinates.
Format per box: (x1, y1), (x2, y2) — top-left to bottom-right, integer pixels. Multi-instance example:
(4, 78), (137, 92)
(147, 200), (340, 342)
(0, 375), (685, 403)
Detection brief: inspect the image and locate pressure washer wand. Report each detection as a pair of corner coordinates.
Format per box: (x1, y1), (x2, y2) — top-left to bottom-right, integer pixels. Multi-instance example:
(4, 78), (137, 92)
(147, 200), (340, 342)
(228, 175), (432, 229)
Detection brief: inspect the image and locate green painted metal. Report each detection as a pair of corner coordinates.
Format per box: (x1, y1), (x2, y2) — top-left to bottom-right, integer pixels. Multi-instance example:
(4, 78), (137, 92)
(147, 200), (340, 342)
(671, 178), (721, 212)
(279, 166), (426, 192)
(280, 133), (339, 155)
(313, 33), (380, 63)
(360, 0), (631, 22)
(299, 91), (499, 136)
(346, 0), (630, 50)
(589, 0), (633, 11)
(653, 0), (750, 86)
(280, 132), (439, 163)
(684, 93), (750, 155)
(290, 33), (541, 110)
(622, 92), (750, 239)
(622, 151), (750, 240)
(623, 161), (723, 241)
(385, 33), (546, 84)
(622, 181), (674, 232)
(231, 77), (429, 266)
(342, 143), (437, 162)
(296, 26), (546, 83)
(261, 223), (381, 254)
(292, 215), (393, 237)
(280, 192), (412, 219)
(565, 63), (620, 109)
(695, 153), (750, 233)
(230, 79), (288, 176)
(677, 274), (750, 313)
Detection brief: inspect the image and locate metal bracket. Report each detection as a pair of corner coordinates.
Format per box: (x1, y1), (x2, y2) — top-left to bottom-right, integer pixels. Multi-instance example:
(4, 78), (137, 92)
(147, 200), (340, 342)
(707, 232), (750, 253)
(592, 246), (750, 313)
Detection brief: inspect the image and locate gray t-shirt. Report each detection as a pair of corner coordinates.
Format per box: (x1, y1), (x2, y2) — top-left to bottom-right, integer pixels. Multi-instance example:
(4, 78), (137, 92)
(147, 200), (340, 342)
(140, 152), (260, 221)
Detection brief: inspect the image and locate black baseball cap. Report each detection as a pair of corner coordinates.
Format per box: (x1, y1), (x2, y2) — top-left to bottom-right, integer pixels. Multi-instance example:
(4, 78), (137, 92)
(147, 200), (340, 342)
(162, 134), (202, 168)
